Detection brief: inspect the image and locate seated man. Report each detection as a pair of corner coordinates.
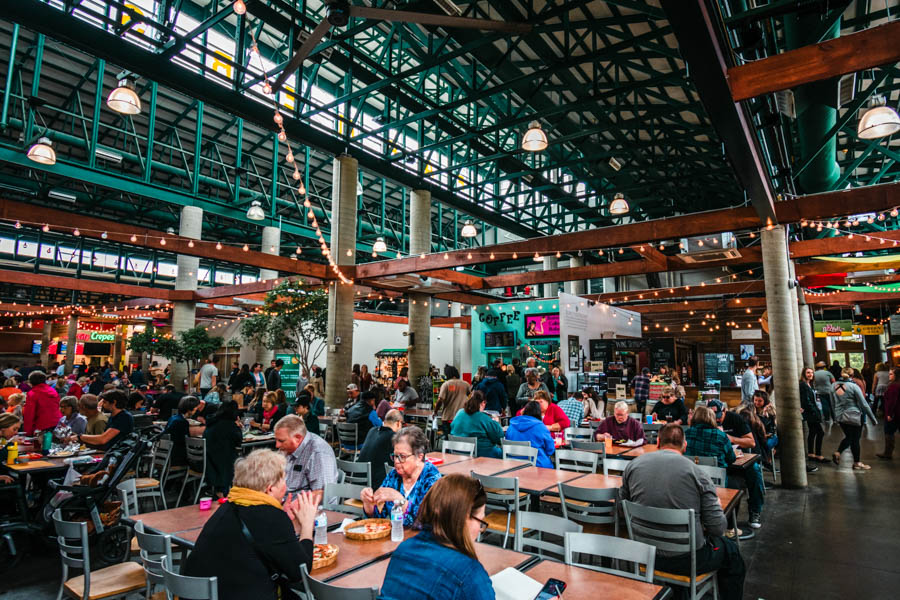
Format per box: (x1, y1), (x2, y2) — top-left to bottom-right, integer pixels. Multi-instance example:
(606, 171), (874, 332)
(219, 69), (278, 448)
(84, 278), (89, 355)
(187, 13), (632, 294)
(393, 379), (419, 407)
(557, 392), (584, 428)
(78, 394), (107, 435)
(347, 391), (383, 441)
(621, 424), (745, 600)
(595, 401), (645, 445)
(274, 414), (338, 505)
(77, 389), (134, 450)
(358, 409), (404, 488)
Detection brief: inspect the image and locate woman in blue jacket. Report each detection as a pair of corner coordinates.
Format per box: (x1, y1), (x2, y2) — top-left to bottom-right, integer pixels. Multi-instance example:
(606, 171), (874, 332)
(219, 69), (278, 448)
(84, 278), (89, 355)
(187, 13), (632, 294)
(504, 401), (555, 468)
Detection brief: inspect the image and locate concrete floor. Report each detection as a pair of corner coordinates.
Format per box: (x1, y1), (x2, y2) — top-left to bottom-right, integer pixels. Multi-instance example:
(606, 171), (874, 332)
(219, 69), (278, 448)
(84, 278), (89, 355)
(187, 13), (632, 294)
(3, 424), (899, 599)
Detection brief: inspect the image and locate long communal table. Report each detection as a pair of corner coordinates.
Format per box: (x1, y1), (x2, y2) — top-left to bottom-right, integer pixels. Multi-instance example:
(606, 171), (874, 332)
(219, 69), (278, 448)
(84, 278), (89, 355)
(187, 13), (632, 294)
(524, 560), (669, 600)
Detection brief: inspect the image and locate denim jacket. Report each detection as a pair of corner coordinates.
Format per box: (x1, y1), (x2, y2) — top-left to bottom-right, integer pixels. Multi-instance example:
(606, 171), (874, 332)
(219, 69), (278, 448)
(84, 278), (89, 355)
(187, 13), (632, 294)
(378, 530), (495, 600)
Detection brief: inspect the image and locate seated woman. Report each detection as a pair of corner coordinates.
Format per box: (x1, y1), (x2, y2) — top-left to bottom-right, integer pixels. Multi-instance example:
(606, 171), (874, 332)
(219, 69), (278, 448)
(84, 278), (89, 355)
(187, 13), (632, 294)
(203, 400), (243, 498)
(249, 391), (285, 432)
(379, 474), (493, 600)
(184, 449), (316, 600)
(56, 395), (87, 438)
(515, 390), (570, 432)
(450, 391), (504, 458)
(594, 401), (645, 444)
(246, 387), (266, 415)
(581, 388), (606, 421)
(293, 393), (319, 436)
(685, 405), (736, 469)
(505, 400), (555, 468)
(203, 382), (227, 404)
(361, 426), (441, 527)
(651, 387), (688, 424)
(753, 390), (778, 452)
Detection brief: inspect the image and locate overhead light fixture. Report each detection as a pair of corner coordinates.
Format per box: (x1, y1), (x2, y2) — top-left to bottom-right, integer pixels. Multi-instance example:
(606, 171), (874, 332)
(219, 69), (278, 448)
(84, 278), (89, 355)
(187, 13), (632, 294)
(608, 157), (622, 171)
(246, 200), (265, 220)
(609, 192), (629, 215)
(94, 147), (123, 163)
(48, 188), (77, 203)
(460, 220), (478, 238)
(27, 137), (56, 165)
(372, 237), (387, 253)
(107, 77), (142, 115)
(857, 95), (900, 140)
(232, 0), (247, 15)
(521, 121), (548, 152)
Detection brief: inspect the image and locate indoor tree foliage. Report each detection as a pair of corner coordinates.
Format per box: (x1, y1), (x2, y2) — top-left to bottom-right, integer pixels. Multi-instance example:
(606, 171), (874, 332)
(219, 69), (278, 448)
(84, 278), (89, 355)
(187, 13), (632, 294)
(154, 326), (223, 385)
(240, 280), (328, 376)
(126, 325), (159, 373)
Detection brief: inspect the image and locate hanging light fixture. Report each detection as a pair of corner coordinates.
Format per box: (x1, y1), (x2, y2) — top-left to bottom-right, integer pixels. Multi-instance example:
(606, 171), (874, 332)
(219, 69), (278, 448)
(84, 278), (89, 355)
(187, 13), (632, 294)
(521, 121), (548, 152)
(246, 200), (265, 220)
(609, 192), (629, 215)
(27, 137), (56, 165)
(372, 237), (387, 253)
(106, 77), (142, 115)
(857, 95), (900, 139)
(232, 0), (247, 15)
(460, 220), (478, 238)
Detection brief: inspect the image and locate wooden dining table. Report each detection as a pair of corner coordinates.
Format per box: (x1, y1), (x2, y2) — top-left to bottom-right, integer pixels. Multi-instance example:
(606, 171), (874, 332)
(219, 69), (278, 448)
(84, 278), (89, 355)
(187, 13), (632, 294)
(504, 466), (586, 494)
(308, 527), (417, 581)
(524, 560), (669, 600)
(424, 451), (472, 467)
(436, 456), (529, 477)
(325, 540), (534, 587)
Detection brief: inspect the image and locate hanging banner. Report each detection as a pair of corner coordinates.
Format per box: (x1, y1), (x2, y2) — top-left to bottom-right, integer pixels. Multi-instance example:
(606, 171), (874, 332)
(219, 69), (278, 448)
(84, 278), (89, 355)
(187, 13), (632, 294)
(853, 324), (884, 336)
(813, 320), (853, 338)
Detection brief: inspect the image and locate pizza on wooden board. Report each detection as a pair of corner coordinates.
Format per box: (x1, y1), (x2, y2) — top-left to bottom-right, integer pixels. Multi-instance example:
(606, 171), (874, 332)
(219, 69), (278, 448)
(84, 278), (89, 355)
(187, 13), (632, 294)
(311, 543), (339, 570)
(343, 518), (392, 540)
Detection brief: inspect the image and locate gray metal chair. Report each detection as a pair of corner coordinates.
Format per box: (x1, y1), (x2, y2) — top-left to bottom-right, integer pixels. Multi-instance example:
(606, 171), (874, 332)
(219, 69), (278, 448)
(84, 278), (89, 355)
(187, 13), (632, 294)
(177, 437), (208, 506)
(563, 427), (594, 444)
(558, 483), (619, 537)
(501, 439), (531, 449)
(117, 479), (139, 518)
(502, 444), (538, 466)
(134, 520), (175, 600)
(473, 472), (529, 549)
(442, 440), (476, 457)
(571, 440), (605, 452)
(52, 509), (146, 600)
(336, 423), (361, 461)
(134, 438), (176, 511)
(603, 457), (630, 474)
(161, 555), (218, 600)
(301, 564), (377, 600)
(323, 482), (367, 517)
(564, 531), (656, 583)
(337, 459), (373, 487)
(686, 455), (718, 467)
(514, 511), (582, 559)
(622, 501), (719, 600)
(448, 435), (477, 446)
(694, 464), (727, 487)
(554, 449), (599, 473)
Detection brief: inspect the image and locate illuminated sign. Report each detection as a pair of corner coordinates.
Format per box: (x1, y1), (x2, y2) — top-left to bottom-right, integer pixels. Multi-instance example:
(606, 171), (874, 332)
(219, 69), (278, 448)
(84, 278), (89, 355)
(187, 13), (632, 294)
(76, 331), (116, 342)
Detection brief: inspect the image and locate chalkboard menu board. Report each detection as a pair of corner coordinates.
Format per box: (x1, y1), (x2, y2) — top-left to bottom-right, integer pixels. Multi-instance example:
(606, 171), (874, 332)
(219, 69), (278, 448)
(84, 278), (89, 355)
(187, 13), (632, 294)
(703, 353), (734, 386)
(485, 331), (516, 348)
(650, 339), (675, 372)
(589, 339), (614, 363)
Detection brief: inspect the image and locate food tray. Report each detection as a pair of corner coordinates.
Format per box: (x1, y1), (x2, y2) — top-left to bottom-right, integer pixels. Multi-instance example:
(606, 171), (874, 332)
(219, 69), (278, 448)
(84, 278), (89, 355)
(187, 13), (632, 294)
(343, 518), (392, 540)
(311, 544), (339, 570)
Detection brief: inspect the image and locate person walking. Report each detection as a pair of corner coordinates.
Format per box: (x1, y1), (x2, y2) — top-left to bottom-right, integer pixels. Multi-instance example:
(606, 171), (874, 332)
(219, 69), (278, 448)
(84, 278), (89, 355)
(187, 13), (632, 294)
(876, 367), (900, 460)
(813, 361), (836, 423)
(832, 367), (877, 470)
(740, 357), (759, 406)
(800, 366), (825, 463)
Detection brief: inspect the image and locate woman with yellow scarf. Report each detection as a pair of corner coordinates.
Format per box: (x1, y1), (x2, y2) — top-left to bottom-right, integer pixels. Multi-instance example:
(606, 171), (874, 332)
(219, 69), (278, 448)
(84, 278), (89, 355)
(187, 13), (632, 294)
(184, 449), (317, 599)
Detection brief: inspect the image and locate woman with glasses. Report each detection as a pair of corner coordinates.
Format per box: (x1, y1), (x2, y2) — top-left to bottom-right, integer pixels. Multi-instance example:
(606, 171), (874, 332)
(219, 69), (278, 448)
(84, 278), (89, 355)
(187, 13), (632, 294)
(378, 474), (493, 600)
(360, 426), (441, 527)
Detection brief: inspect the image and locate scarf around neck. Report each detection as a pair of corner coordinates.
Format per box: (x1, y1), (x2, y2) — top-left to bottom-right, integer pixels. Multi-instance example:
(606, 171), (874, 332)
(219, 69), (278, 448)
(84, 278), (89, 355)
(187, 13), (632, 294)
(227, 486), (283, 510)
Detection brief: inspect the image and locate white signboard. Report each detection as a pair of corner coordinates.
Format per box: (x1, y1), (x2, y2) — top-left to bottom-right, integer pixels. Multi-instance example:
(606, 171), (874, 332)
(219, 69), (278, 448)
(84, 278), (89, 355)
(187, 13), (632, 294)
(891, 315), (900, 336)
(616, 384), (627, 400)
(732, 329), (763, 340)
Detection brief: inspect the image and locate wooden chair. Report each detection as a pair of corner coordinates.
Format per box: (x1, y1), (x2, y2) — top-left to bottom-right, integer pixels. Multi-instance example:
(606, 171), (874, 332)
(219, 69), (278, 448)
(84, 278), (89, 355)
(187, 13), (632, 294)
(301, 564), (377, 600)
(52, 509), (146, 600)
(514, 511), (582, 559)
(161, 555), (218, 600)
(176, 437), (207, 507)
(442, 440), (476, 457)
(323, 482), (367, 517)
(472, 472), (529, 549)
(501, 444), (538, 466)
(564, 532), (656, 583)
(336, 423), (361, 461)
(622, 501), (719, 600)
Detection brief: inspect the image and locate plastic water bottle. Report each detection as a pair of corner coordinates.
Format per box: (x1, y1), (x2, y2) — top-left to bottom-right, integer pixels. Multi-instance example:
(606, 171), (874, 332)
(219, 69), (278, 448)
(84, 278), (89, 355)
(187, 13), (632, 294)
(390, 500), (405, 542)
(314, 506), (328, 545)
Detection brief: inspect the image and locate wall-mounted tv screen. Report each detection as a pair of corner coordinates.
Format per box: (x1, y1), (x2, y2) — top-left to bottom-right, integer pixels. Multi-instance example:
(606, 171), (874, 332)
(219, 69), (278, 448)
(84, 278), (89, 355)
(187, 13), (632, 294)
(524, 313), (560, 338)
(485, 331), (516, 348)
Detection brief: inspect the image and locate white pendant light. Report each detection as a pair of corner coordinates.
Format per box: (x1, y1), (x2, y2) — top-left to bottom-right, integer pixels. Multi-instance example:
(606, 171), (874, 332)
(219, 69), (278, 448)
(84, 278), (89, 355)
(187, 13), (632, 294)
(857, 95), (900, 140)
(609, 193), (629, 215)
(372, 237), (387, 253)
(246, 200), (265, 220)
(232, 0), (247, 15)
(107, 78), (142, 115)
(521, 121), (548, 152)
(460, 220), (478, 238)
(27, 137), (56, 165)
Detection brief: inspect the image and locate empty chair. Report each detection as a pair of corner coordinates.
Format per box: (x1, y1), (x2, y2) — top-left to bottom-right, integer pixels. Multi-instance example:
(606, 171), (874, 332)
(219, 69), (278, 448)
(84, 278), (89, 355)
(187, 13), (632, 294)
(564, 532), (656, 583)
(161, 555), (218, 600)
(571, 440), (605, 452)
(336, 422), (361, 461)
(134, 438), (175, 511)
(473, 472), (529, 549)
(603, 457), (630, 474)
(301, 564), (377, 600)
(447, 435), (477, 446)
(564, 427), (594, 444)
(52, 509), (146, 600)
(177, 437), (208, 506)
(622, 501), (719, 600)
(337, 459), (373, 487)
(442, 440), (476, 457)
(558, 483), (618, 536)
(686, 455), (718, 467)
(134, 520), (175, 599)
(323, 482), (367, 517)
(554, 449), (599, 473)
(116, 479), (142, 559)
(502, 444), (538, 466)
(514, 511), (582, 559)
(629, 412), (643, 421)
(694, 464), (727, 487)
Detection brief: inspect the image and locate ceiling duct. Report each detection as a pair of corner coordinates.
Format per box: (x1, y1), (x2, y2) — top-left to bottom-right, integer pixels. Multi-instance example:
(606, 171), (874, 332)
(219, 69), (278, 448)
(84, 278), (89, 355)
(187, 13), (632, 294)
(679, 233), (741, 263)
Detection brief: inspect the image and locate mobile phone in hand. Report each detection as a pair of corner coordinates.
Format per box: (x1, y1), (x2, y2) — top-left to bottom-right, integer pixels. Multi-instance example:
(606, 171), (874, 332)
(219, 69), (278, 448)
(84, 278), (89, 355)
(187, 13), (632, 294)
(534, 578), (566, 600)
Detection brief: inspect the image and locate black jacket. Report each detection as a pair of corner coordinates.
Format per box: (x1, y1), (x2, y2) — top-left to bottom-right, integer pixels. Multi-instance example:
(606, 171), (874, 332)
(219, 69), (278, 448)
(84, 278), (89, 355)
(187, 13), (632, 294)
(346, 400), (377, 440)
(799, 381), (821, 424)
(184, 502), (312, 600)
(203, 417), (242, 492)
(358, 426), (395, 487)
(154, 391), (184, 418)
(266, 369), (282, 392)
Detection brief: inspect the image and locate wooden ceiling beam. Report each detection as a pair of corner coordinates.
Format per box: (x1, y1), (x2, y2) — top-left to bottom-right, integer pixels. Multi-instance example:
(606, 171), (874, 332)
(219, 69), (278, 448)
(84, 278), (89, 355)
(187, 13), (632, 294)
(0, 269), (190, 300)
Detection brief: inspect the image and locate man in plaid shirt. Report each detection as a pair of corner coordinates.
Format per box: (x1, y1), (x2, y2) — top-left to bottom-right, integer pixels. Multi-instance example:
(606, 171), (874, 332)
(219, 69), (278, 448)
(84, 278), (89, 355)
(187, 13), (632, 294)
(274, 414), (338, 505)
(684, 406), (736, 468)
(633, 367), (651, 414)
(557, 393), (584, 428)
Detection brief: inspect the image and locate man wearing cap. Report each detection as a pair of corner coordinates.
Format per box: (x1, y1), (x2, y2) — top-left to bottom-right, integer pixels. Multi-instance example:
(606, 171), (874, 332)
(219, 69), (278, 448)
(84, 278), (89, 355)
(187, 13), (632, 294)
(344, 383), (360, 411)
(813, 361), (836, 422)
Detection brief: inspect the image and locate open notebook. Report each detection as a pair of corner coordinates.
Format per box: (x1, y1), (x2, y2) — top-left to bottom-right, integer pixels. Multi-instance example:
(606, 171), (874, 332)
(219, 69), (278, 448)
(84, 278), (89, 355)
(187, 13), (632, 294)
(490, 567), (544, 600)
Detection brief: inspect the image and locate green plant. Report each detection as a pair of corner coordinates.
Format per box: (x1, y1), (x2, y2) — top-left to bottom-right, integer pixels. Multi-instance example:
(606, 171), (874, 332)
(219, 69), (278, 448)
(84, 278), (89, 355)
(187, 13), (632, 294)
(154, 326), (223, 378)
(240, 280), (327, 376)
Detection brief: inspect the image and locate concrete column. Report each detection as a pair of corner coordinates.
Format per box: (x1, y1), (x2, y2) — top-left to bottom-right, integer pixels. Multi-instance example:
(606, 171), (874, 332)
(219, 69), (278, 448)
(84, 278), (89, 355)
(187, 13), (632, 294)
(451, 301), (462, 373)
(64, 313), (78, 375)
(112, 325), (123, 370)
(255, 226), (281, 366)
(602, 277), (616, 295)
(788, 261), (805, 377)
(40, 319), (52, 369)
(542, 256), (558, 298)
(798, 301), (815, 369)
(407, 189), (432, 385)
(568, 256), (586, 295)
(172, 205), (203, 391)
(324, 155), (358, 409)
(761, 225), (806, 488)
